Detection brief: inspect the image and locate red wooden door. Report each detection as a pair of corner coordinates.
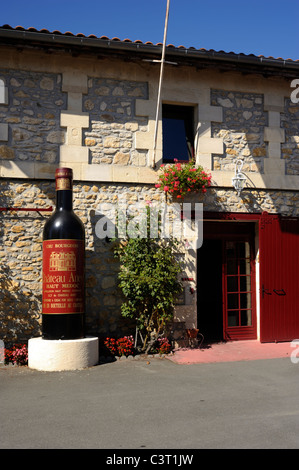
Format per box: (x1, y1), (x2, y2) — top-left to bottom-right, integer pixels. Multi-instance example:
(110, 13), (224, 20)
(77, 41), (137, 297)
(259, 212), (299, 342)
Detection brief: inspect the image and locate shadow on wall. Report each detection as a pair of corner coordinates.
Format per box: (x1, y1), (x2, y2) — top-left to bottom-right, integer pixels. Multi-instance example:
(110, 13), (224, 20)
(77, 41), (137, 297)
(86, 209), (135, 338)
(0, 264), (41, 345)
(0, 180), (53, 344)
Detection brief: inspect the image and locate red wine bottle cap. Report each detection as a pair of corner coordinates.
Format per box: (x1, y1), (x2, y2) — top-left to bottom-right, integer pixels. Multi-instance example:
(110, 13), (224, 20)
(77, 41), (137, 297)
(55, 167), (73, 179)
(55, 168), (73, 190)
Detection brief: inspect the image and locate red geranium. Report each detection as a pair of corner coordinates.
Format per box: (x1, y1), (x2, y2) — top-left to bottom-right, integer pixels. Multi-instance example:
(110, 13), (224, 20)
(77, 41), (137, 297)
(156, 159), (211, 198)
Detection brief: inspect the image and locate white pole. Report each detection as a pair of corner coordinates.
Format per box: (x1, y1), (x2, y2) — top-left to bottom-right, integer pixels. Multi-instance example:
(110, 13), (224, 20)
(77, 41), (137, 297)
(152, 0), (170, 168)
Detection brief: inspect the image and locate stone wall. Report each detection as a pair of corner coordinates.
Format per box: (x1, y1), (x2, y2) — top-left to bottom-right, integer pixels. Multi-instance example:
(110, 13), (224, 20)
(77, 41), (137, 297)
(281, 98), (299, 175)
(0, 70), (151, 169)
(211, 90), (267, 173)
(0, 65), (298, 344)
(0, 70), (66, 164)
(211, 89), (299, 177)
(1, 177), (298, 344)
(0, 179), (164, 344)
(84, 78), (148, 166)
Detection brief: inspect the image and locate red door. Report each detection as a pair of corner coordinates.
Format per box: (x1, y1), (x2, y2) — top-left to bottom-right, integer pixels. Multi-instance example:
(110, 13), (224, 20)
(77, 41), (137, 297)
(259, 212), (299, 342)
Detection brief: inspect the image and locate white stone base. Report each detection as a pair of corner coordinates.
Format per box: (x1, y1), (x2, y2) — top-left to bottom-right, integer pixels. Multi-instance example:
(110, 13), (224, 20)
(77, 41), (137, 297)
(28, 336), (99, 371)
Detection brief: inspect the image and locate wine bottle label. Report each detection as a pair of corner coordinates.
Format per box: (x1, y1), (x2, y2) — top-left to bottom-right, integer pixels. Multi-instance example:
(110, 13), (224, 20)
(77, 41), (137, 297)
(56, 178), (72, 191)
(42, 239), (85, 315)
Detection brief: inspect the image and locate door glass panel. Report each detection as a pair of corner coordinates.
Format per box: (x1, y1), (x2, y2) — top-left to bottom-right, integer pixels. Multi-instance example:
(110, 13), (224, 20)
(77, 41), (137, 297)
(241, 309), (252, 326)
(227, 276), (238, 292)
(227, 293), (239, 309)
(240, 276), (251, 292)
(228, 311), (238, 327)
(239, 258), (251, 275)
(239, 241), (250, 259)
(227, 258), (238, 274)
(240, 292), (252, 309)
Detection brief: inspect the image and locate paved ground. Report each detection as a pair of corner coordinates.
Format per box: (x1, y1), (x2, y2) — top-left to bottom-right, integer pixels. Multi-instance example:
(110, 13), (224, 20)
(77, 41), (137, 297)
(169, 340), (294, 364)
(1, 347), (299, 450)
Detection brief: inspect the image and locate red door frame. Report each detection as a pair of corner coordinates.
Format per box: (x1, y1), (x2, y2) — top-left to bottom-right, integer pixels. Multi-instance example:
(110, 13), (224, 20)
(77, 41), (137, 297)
(202, 211), (299, 343)
(201, 212), (258, 341)
(222, 237), (257, 341)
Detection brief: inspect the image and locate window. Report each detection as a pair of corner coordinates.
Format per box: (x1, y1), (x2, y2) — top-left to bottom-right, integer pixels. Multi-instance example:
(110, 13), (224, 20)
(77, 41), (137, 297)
(162, 104), (194, 163)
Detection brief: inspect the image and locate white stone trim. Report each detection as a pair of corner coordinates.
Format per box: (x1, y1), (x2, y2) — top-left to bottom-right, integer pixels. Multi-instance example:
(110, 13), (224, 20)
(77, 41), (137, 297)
(2, 159), (298, 190)
(264, 126), (285, 143)
(62, 71), (88, 94)
(135, 83), (224, 169)
(211, 170), (299, 191)
(196, 136), (224, 155)
(264, 93), (285, 112)
(0, 160), (35, 178)
(197, 104), (223, 122)
(59, 72), (90, 166)
(60, 145), (89, 163)
(267, 142), (281, 159)
(0, 80), (8, 144)
(264, 158), (286, 175)
(67, 92), (83, 112)
(0, 123), (8, 141)
(60, 111), (89, 129)
(135, 83), (161, 167)
(263, 93), (286, 176)
(195, 102), (223, 169)
(0, 79), (8, 105)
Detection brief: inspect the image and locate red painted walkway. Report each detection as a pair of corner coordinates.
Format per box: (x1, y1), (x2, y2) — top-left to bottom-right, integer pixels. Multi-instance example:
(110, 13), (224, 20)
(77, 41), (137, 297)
(168, 340), (294, 364)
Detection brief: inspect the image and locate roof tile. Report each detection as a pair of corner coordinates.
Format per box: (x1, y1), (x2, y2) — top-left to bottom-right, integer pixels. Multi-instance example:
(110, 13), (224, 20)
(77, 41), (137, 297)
(0, 24), (298, 62)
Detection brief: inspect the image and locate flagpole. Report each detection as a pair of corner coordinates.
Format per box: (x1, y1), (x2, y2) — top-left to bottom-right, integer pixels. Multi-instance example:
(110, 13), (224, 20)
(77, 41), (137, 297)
(152, 0), (170, 168)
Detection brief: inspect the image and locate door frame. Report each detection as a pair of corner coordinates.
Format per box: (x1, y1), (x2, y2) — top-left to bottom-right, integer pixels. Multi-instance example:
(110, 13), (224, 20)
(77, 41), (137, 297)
(199, 213), (258, 341)
(222, 237), (257, 341)
(200, 211), (299, 343)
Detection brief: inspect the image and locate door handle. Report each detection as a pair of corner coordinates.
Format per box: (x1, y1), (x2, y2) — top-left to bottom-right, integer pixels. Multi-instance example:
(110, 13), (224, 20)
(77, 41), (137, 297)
(262, 285), (272, 298)
(273, 289), (286, 296)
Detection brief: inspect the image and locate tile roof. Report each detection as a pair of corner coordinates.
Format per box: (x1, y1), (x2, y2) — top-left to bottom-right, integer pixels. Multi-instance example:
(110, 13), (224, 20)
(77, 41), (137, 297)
(0, 24), (298, 64)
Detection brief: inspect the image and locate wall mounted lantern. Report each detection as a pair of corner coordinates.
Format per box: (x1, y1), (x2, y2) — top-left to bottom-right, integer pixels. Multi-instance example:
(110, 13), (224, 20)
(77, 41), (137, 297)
(232, 159), (247, 196)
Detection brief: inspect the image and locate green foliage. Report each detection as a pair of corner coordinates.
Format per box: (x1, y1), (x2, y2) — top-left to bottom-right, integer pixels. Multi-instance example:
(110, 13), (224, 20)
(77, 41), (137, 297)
(114, 207), (183, 352)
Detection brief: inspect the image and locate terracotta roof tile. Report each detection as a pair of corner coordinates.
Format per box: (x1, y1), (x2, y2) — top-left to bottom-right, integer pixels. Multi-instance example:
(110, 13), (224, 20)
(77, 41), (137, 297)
(0, 24), (298, 63)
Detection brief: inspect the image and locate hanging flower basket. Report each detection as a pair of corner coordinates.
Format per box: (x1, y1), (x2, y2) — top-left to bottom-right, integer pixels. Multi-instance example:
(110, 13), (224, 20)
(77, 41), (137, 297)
(155, 159), (212, 199)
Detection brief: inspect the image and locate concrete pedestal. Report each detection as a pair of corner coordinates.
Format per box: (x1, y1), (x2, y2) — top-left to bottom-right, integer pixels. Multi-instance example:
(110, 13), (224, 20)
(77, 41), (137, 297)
(28, 336), (99, 371)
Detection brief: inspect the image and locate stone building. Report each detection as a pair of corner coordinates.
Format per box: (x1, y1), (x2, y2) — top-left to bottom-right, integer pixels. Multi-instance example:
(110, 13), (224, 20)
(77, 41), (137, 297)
(0, 24), (298, 345)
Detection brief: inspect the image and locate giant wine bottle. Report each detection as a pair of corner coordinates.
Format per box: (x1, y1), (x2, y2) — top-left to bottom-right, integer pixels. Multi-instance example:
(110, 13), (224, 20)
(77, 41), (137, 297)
(42, 167), (85, 340)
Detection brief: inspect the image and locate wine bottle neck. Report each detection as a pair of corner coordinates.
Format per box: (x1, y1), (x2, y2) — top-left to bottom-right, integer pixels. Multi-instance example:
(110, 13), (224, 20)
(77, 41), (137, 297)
(56, 190), (73, 211)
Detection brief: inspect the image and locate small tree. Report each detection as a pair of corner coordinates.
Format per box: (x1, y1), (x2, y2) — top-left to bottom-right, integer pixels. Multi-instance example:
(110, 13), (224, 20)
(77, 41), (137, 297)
(114, 207), (183, 353)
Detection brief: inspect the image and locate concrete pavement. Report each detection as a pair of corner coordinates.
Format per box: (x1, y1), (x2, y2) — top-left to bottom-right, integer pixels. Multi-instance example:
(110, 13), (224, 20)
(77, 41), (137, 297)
(1, 354), (299, 449)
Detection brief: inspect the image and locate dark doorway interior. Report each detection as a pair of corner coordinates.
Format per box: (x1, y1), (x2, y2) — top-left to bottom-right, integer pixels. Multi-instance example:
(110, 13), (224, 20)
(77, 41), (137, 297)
(197, 239), (223, 342)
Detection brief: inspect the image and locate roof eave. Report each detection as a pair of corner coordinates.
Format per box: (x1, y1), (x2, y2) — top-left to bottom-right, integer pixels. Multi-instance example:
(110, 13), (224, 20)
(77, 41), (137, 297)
(1, 27), (298, 76)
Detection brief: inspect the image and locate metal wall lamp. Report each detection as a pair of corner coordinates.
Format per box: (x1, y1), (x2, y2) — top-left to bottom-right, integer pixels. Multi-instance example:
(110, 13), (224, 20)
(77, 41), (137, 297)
(232, 159), (247, 196)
